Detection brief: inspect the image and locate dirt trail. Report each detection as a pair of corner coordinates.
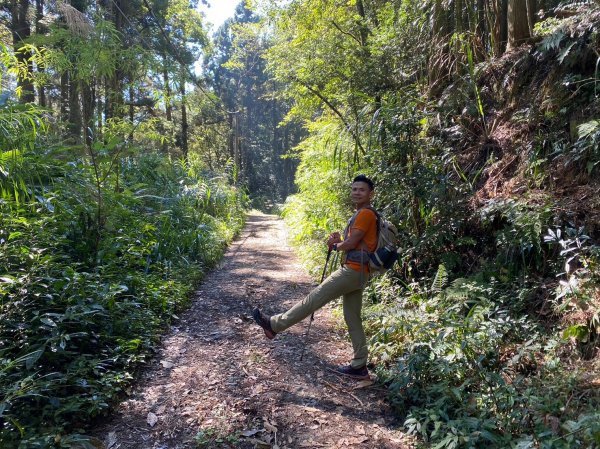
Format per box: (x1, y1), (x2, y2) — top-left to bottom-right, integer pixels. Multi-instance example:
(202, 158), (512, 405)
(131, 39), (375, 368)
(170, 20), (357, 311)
(93, 212), (413, 449)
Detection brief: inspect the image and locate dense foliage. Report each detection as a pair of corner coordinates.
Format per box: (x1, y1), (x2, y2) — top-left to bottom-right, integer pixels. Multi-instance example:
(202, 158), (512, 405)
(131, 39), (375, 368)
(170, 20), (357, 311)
(272, 0), (600, 447)
(204, 4), (304, 206)
(0, 102), (246, 447)
(0, 3), (257, 447)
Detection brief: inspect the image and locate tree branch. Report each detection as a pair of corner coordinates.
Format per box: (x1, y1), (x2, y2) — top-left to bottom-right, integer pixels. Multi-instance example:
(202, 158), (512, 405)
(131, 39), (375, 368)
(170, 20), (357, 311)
(292, 77), (365, 154)
(330, 20), (363, 45)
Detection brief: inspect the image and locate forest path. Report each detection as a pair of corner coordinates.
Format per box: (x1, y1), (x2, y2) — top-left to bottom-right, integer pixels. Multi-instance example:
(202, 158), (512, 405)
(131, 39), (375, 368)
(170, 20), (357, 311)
(93, 211), (413, 449)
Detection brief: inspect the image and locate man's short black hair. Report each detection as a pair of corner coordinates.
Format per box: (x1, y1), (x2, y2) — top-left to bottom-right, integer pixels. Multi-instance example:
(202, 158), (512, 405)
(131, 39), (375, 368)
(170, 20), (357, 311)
(352, 174), (374, 190)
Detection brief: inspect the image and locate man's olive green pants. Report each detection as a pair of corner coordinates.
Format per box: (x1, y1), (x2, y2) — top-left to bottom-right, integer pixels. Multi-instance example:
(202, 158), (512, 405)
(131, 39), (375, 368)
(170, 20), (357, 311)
(270, 265), (370, 369)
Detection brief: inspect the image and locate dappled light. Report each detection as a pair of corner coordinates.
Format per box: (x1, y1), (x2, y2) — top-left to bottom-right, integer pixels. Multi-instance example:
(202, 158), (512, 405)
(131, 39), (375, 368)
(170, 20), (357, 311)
(1, 0), (599, 448)
(91, 213), (411, 448)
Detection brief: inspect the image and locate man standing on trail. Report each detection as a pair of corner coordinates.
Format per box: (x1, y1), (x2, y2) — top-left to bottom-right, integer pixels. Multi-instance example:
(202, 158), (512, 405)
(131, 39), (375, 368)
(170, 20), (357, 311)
(252, 174), (378, 379)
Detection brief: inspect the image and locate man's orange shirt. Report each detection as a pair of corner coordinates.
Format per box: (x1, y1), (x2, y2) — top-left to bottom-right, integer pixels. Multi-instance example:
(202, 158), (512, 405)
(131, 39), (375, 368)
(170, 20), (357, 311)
(345, 208), (378, 272)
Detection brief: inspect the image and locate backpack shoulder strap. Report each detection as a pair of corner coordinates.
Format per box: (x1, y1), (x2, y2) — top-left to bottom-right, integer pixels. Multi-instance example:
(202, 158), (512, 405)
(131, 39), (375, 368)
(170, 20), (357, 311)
(343, 210), (360, 240)
(362, 206), (381, 239)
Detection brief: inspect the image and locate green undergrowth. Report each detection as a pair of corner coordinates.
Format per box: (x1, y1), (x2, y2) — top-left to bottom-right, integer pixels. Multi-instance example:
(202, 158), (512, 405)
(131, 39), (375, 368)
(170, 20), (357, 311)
(290, 209), (600, 448)
(363, 268), (600, 448)
(283, 7), (600, 444)
(0, 144), (246, 447)
(282, 118), (357, 277)
(287, 199), (600, 444)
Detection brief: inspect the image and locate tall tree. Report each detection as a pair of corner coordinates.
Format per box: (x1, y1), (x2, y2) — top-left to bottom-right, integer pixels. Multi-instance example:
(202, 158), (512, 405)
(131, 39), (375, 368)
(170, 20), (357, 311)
(35, 0), (46, 106)
(490, 0), (509, 56)
(100, 0), (125, 119)
(140, 0), (208, 159)
(1, 0), (35, 102)
(206, 1), (303, 200)
(507, 0), (531, 50)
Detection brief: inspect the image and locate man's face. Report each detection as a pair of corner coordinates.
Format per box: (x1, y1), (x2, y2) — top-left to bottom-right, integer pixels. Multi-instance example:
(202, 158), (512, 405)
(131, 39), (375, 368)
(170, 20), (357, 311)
(351, 181), (373, 205)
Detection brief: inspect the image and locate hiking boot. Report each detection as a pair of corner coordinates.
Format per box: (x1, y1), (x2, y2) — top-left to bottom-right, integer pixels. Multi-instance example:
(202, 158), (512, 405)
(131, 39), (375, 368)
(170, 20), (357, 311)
(335, 364), (370, 380)
(252, 308), (276, 340)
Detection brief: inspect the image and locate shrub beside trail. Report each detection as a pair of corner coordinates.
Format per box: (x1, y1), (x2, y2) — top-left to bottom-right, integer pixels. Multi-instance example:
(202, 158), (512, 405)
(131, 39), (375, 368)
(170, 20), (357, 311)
(0, 149), (247, 447)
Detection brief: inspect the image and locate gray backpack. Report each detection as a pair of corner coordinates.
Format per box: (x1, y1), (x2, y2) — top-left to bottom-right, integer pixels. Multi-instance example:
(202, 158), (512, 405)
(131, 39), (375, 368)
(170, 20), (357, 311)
(344, 207), (399, 274)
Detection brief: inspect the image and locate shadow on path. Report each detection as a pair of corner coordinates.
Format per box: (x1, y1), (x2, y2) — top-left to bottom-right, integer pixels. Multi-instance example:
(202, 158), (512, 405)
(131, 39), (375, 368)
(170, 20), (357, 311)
(91, 212), (413, 449)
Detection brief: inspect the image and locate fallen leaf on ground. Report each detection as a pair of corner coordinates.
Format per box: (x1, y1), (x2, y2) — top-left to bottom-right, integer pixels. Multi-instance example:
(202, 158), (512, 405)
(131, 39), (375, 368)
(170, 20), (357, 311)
(240, 429), (262, 437)
(354, 425), (365, 434)
(146, 412), (158, 427)
(299, 440), (325, 447)
(302, 406), (320, 413)
(353, 380), (374, 389)
(332, 398), (345, 406)
(105, 431), (117, 448)
(263, 418), (278, 433)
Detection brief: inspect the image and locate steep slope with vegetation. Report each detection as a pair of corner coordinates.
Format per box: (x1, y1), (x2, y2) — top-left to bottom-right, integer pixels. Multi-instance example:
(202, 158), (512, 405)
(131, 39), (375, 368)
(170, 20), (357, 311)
(262, 0), (600, 447)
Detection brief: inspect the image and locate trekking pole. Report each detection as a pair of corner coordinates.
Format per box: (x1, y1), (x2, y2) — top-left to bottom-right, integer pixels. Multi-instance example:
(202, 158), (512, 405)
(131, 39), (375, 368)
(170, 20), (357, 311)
(299, 247), (333, 361)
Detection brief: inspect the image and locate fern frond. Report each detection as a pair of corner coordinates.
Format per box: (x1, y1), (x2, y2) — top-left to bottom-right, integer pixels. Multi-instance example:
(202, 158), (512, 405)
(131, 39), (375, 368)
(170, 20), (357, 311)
(431, 264), (448, 293)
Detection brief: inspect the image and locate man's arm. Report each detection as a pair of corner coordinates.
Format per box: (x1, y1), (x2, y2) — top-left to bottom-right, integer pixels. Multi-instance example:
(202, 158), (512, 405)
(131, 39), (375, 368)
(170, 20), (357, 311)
(336, 229), (366, 251)
(327, 229), (366, 251)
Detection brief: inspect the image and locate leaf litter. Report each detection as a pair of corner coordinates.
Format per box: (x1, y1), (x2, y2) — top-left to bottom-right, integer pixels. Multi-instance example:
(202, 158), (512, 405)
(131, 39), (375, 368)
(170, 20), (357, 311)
(91, 212), (415, 448)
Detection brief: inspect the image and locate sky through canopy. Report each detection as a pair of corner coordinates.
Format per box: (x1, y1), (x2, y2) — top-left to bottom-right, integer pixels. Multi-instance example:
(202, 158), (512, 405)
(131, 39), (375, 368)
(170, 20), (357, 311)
(198, 0), (240, 31)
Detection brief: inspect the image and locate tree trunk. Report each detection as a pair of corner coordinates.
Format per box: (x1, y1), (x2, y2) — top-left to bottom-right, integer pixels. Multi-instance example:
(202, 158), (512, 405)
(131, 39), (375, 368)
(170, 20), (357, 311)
(104, 0), (124, 119)
(477, 0), (486, 41)
(179, 70), (189, 162)
(455, 0), (464, 33)
(97, 85), (104, 136)
(526, 0), (537, 35)
(128, 85), (135, 143)
(12, 0), (35, 103)
(163, 54), (172, 121)
(161, 55), (171, 153)
(507, 0), (531, 50)
(500, 0), (508, 53)
(283, 126), (292, 197)
(474, 0), (487, 59)
(82, 81), (95, 147)
(97, 112), (103, 137)
(68, 77), (83, 143)
(271, 100), (280, 197)
(490, 0), (509, 56)
(36, 0), (47, 107)
(129, 85), (134, 124)
(235, 113), (241, 179)
(230, 112), (241, 182)
(60, 72), (69, 122)
(228, 113), (235, 162)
